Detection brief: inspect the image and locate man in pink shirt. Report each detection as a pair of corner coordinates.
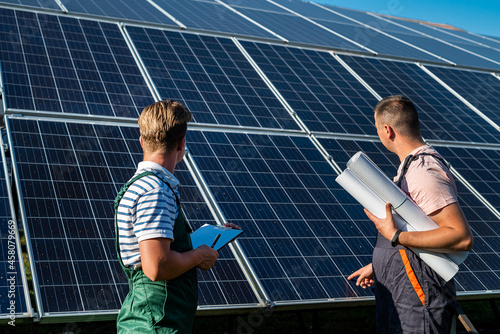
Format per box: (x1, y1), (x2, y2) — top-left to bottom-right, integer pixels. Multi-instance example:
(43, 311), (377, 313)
(348, 95), (473, 333)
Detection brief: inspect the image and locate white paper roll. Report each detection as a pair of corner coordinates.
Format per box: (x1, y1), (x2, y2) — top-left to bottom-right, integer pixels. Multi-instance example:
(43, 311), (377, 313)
(345, 151), (468, 266)
(336, 169), (459, 282)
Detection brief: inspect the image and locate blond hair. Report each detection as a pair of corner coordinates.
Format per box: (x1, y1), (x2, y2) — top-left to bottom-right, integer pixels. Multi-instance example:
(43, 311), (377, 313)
(138, 100), (192, 153)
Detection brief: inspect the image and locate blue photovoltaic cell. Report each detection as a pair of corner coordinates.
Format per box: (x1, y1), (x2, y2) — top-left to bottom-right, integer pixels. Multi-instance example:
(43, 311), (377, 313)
(313, 19), (441, 62)
(0, 143), (28, 318)
(325, 7), (500, 70)
(319, 138), (500, 294)
(8, 118), (258, 315)
(385, 31), (500, 71)
(225, 5), (366, 52)
(377, 19), (500, 65)
(188, 131), (377, 302)
(264, 0), (443, 62)
(220, 0), (291, 13)
(62, 0), (177, 26)
(127, 27), (299, 130)
(0, 8), (154, 116)
(433, 28), (500, 52)
(435, 146), (500, 211)
(0, 0), (60, 9)
(423, 66), (500, 129)
(340, 55), (500, 144)
(151, 0), (276, 39)
(240, 41), (379, 135)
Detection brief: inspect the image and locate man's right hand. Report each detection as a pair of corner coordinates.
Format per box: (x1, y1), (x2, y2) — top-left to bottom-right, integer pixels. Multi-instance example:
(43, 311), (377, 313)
(347, 263), (374, 289)
(196, 245), (219, 270)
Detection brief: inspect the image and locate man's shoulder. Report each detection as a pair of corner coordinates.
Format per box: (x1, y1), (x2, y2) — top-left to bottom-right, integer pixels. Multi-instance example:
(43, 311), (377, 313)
(124, 173), (173, 200)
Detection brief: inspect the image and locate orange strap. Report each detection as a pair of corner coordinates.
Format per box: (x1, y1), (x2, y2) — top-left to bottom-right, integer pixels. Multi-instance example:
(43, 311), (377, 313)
(399, 249), (425, 306)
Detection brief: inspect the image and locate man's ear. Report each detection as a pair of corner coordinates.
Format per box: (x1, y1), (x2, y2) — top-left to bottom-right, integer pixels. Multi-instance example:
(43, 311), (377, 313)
(139, 136), (144, 148)
(384, 124), (395, 140)
(177, 136), (186, 151)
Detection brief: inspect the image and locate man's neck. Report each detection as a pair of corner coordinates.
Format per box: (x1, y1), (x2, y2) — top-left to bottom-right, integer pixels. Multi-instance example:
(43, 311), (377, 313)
(395, 139), (427, 163)
(143, 151), (177, 174)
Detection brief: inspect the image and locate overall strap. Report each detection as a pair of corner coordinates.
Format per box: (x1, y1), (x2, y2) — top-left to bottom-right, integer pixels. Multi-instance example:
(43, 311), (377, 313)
(396, 152), (448, 188)
(115, 170), (191, 269)
(115, 171), (157, 269)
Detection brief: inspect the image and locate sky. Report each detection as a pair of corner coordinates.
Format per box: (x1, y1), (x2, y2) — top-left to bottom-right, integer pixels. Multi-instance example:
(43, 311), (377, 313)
(310, 0), (500, 38)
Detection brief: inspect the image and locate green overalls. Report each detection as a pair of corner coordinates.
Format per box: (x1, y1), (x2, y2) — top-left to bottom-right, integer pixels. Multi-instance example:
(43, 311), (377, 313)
(114, 171), (198, 334)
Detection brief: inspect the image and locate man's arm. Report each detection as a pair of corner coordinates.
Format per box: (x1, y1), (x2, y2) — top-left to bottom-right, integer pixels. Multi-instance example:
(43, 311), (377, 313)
(140, 238), (218, 282)
(365, 202), (474, 252)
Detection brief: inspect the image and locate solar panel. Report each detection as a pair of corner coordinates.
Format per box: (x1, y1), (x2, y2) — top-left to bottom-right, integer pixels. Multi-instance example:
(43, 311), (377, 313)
(434, 146), (500, 211)
(126, 27), (299, 130)
(322, 6), (500, 70)
(0, 8), (154, 117)
(433, 27), (500, 52)
(187, 130), (377, 303)
(0, 0), (60, 10)
(318, 137), (500, 294)
(371, 18), (500, 66)
(339, 55), (500, 144)
(240, 41), (379, 135)
(279, 3), (446, 63)
(61, 0), (177, 26)
(423, 65), (500, 129)
(0, 134), (30, 319)
(221, 4), (366, 51)
(151, 0), (277, 39)
(6, 117), (259, 316)
(219, 0), (292, 13)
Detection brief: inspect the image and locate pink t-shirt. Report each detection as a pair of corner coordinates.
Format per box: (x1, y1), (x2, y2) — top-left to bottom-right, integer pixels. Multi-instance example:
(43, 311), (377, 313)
(394, 145), (458, 215)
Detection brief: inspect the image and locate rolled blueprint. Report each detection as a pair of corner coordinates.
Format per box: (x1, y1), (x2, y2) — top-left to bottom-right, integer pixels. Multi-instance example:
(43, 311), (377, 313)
(336, 169), (458, 282)
(345, 151), (468, 266)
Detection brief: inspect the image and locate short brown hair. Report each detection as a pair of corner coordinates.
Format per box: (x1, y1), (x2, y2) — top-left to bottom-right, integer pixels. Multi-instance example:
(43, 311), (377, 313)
(374, 95), (421, 138)
(138, 100), (192, 153)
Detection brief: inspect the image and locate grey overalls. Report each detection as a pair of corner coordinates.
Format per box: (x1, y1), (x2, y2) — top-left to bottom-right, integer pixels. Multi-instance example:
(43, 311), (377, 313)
(372, 153), (457, 333)
(115, 171), (198, 333)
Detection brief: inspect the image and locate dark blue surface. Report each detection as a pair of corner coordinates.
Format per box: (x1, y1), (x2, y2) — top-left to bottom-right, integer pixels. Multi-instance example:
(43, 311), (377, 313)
(326, 7), (500, 70)
(424, 66), (500, 128)
(188, 131), (376, 302)
(264, 0), (445, 62)
(127, 27), (299, 130)
(226, 5), (366, 51)
(152, 0), (276, 39)
(0, 146), (28, 317)
(319, 138), (500, 293)
(220, 0), (291, 13)
(0, 0), (60, 9)
(374, 19), (500, 65)
(241, 41), (379, 135)
(0, 8), (154, 116)
(62, 0), (177, 26)
(8, 118), (258, 314)
(340, 55), (500, 144)
(435, 146), (500, 211)
(433, 28), (500, 51)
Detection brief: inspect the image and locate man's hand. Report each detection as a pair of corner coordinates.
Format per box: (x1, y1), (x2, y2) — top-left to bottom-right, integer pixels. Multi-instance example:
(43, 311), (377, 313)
(364, 203), (399, 242)
(224, 223), (241, 230)
(195, 245), (219, 270)
(347, 263), (374, 289)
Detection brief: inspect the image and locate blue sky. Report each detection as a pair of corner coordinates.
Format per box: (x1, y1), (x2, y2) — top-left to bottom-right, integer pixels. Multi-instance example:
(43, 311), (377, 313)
(310, 0), (500, 38)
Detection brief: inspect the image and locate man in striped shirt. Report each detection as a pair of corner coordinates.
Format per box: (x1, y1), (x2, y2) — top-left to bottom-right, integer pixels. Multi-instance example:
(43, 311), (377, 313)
(115, 100), (220, 333)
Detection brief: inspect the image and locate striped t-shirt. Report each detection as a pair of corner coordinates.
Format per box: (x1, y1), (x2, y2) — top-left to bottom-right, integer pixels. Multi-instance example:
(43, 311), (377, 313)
(117, 161), (180, 268)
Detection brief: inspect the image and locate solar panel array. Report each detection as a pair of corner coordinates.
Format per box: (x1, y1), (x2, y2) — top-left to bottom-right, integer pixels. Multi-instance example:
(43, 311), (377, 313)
(0, 0), (499, 323)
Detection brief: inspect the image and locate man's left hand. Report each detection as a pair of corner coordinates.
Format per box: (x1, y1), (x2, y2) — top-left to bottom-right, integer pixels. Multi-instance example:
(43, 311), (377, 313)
(224, 223), (241, 230)
(364, 203), (398, 242)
